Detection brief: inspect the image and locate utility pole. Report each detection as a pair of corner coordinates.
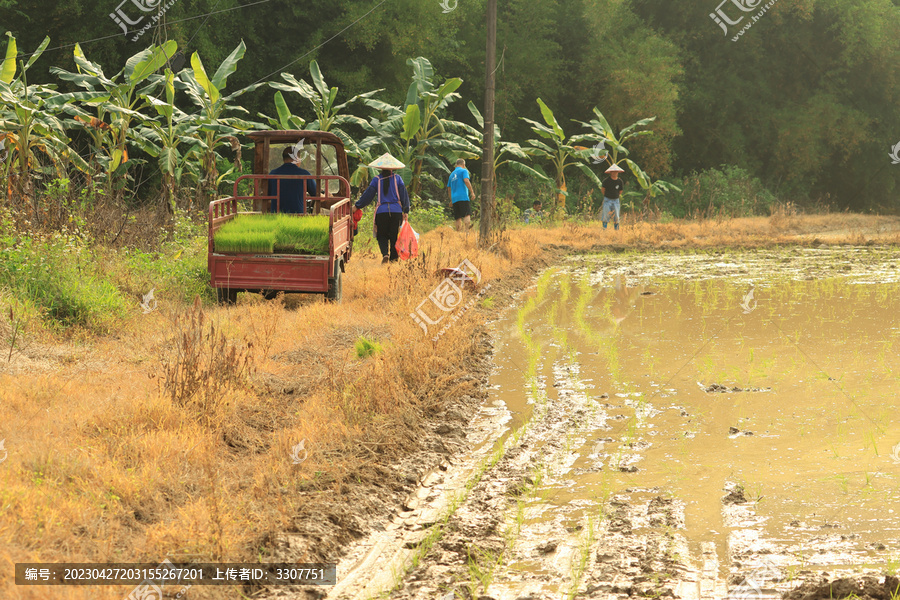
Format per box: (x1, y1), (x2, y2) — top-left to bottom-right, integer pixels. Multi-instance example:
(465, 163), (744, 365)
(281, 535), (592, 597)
(479, 0), (497, 245)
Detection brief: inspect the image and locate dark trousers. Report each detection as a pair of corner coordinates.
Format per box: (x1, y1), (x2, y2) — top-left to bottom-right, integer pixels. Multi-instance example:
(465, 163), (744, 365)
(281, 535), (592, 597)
(374, 212), (403, 261)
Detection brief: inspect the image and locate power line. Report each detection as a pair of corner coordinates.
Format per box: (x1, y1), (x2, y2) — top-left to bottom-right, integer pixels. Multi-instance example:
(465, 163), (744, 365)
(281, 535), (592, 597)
(9, 0), (279, 61)
(183, 0), (228, 50)
(250, 0), (392, 85)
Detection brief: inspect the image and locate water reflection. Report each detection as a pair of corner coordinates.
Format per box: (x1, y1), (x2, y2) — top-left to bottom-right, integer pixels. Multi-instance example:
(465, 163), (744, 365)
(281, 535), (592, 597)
(490, 260), (900, 587)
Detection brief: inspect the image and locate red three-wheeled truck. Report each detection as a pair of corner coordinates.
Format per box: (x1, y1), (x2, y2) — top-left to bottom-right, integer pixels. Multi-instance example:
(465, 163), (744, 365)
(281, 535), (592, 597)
(208, 130), (355, 303)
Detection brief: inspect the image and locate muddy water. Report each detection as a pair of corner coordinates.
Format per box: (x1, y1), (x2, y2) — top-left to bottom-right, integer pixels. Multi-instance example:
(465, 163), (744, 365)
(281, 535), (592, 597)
(485, 250), (900, 597)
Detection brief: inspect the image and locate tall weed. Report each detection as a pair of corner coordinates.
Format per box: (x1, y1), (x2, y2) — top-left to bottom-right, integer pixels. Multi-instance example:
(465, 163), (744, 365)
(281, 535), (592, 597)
(158, 297), (254, 416)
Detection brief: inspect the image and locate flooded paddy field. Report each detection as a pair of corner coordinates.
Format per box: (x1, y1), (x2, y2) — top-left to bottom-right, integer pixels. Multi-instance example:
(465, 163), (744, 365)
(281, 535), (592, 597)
(325, 247), (900, 600)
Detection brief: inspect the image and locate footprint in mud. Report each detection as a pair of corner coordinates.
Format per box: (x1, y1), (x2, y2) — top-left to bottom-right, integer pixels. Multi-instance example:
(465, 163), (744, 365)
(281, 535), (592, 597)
(728, 426), (754, 437)
(722, 484), (749, 504)
(784, 575), (900, 600)
(703, 383), (772, 393)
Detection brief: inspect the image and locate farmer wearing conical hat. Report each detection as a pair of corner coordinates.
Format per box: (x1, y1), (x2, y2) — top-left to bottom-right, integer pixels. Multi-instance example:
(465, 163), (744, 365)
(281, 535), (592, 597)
(601, 164), (625, 231)
(355, 153), (410, 263)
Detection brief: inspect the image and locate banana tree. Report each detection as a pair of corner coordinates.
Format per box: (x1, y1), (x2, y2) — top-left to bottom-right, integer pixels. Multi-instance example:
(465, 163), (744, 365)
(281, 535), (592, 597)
(571, 107), (679, 211)
(135, 69), (201, 213)
(521, 98), (587, 213)
(571, 107), (655, 184)
(621, 175), (683, 216)
(175, 41), (264, 205)
(0, 33), (90, 213)
(268, 60), (380, 157)
(361, 57), (479, 200)
(354, 101), (420, 185)
(466, 101), (549, 192)
(258, 90), (306, 130)
(51, 41), (178, 194)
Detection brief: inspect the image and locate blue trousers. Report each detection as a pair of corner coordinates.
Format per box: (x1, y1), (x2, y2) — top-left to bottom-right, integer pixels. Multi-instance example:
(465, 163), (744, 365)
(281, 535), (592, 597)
(602, 197), (620, 225)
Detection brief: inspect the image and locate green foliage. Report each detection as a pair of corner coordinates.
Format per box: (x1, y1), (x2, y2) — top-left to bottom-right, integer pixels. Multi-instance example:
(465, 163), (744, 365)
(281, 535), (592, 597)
(177, 41), (263, 202)
(213, 214), (331, 255)
(522, 98), (609, 212)
(360, 57), (480, 198)
(267, 59), (380, 154)
(51, 40), (178, 182)
(1, 0), (897, 229)
(1, 0), (898, 210)
(124, 245), (212, 306)
(466, 101), (549, 189)
(274, 215), (331, 253)
(408, 205), (446, 233)
(666, 166), (776, 218)
(354, 336), (383, 359)
(0, 208), (213, 334)
(579, 0), (682, 176)
(0, 34), (86, 199)
(0, 235), (128, 332)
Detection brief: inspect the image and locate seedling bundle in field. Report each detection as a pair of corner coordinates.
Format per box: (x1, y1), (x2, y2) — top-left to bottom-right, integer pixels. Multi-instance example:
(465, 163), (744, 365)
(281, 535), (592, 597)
(214, 214), (331, 254)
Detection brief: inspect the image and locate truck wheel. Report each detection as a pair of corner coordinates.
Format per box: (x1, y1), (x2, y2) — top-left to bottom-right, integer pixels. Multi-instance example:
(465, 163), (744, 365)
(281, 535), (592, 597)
(325, 260), (343, 303)
(216, 287), (238, 304)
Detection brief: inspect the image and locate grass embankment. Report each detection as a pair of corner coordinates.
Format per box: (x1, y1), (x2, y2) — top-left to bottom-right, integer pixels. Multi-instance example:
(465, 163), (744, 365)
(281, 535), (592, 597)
(1, 211), (900, 599)
(214, 214), (331, 254)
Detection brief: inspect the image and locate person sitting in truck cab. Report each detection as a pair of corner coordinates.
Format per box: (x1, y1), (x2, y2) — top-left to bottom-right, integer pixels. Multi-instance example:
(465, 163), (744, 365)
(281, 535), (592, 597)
(267, 146), (317, 213)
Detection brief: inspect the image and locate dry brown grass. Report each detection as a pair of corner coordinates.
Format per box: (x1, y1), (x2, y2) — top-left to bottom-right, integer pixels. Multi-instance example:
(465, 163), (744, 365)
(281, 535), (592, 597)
(1, 213), (900, 598)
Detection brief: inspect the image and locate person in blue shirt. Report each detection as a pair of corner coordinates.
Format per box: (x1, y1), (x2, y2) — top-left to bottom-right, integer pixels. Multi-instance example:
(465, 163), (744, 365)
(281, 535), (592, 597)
(355, 153), (410, 263)
(267, 147), (317, 213)
(447, 158), (475, 231)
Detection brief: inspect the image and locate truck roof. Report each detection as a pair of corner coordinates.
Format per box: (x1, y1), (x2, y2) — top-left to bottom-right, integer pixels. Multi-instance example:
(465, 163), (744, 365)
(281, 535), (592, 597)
(246, 130), (345, 146)
(248, 130), (350, 180)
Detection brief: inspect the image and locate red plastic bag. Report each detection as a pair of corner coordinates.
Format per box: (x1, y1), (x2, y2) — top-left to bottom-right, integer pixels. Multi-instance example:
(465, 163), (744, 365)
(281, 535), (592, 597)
(395, 221), (419, 260)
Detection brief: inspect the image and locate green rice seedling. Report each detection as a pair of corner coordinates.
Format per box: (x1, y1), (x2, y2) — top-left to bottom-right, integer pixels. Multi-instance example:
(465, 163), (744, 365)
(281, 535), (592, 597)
(214, 214), (330, 254)
(213, 229), (274, 253)
(355, 336), (383, 359)
(865, 431), (879, 456)
(566, 515), (596, 600)
(466, 545), (501, 595)
(274, 214), (330, 254)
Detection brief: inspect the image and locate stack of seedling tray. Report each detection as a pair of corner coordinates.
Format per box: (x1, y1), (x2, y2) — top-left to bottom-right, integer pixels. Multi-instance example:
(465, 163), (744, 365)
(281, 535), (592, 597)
(214, 214), (331, 255)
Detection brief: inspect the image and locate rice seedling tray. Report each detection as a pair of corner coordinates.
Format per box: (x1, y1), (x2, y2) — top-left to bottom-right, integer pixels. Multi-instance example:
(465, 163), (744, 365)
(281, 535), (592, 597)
(214, 214), (331, 255)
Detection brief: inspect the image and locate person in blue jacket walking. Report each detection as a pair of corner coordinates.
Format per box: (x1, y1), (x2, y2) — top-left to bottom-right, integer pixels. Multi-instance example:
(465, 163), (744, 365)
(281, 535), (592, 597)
(355, 153), (410, 263)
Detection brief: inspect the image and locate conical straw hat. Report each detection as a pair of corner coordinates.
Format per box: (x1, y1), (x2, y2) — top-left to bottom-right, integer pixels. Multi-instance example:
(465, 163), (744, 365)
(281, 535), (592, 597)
(605, 164), (625, 173)
(368, 153), (405, 170)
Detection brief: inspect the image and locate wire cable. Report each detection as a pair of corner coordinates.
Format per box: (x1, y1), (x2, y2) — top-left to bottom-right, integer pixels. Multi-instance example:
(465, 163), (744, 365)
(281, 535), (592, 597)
(249, 0), (392, 85)
(9, 0), (279, 61)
